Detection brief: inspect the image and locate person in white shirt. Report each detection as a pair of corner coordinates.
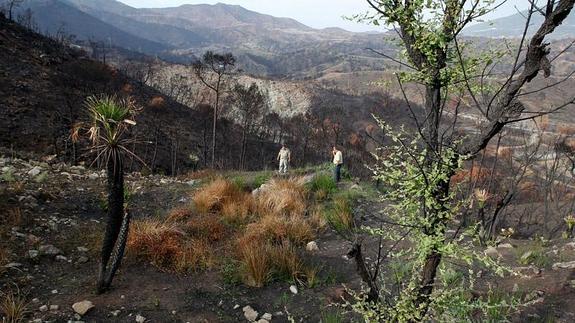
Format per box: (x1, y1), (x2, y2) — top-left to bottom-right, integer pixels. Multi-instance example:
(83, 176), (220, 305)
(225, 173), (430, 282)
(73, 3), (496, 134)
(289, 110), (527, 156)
(277, 144), (291, 174)
(332, 146), (343, 182)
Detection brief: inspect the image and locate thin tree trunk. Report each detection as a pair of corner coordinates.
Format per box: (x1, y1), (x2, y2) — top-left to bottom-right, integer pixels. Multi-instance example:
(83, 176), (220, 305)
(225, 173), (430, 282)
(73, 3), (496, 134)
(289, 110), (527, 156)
(97, 151), (124, 293)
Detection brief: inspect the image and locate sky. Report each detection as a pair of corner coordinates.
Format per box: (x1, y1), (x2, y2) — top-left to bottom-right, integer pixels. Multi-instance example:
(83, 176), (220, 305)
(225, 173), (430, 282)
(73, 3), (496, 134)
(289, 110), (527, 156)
(118, 0), (531, 32)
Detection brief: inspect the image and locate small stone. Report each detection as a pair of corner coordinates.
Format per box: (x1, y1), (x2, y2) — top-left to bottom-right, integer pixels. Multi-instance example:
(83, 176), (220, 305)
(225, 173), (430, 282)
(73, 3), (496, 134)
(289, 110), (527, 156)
(552, 261), (575, 270)
(39, 244), (62, 256)
(5, 262), (23, 268)
(498, 243), (514, 249)
(243, 305), (259, 322)
(262, 313), (273, 321)
(56, 255), (68, 262)
(40, 305), (48, 312)
(32, 298), (40, 303)
(51, 289), (58, 294)
(135, 314), (146, 323)
(88, 173), (99, 180)
(50, 305), (59, 311)
(256, 320), (269, 323)
(77, 256), (89, 264)
(28, 250), (39, 259)
(289, 285), (298, 294)
(233, 304), (240, 310)
(484, 247), (499, 258)
(564, 242), (575, 250)
(77, 247), (89, 253)
(111, 310), (121, 317)
(569, 280), (575, 288)
(171, 310), (177, 315)
(306, 241), (319, 252)
(28, 166), (42, 177)
(72, 300), (94, 316)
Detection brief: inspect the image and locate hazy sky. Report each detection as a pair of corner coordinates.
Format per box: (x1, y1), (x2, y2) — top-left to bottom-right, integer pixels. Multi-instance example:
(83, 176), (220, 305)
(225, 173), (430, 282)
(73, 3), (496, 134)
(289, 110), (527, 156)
(118, 0), (531, 32)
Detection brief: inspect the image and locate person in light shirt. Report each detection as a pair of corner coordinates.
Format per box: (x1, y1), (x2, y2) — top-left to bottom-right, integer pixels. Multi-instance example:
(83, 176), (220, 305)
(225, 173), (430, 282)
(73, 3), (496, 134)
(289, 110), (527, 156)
(277, 143), (291, 174)
(332, 146), (343, 183)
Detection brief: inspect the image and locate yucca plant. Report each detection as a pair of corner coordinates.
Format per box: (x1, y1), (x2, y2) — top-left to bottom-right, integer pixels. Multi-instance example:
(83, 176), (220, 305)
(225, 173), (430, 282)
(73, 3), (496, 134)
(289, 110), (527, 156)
(82, 94), (139, 293)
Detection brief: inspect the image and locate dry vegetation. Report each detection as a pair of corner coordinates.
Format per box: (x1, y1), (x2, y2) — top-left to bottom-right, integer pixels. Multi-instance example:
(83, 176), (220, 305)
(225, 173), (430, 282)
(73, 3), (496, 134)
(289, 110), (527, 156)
(126, 175), (333, 287)
(0, 287), (29, 323)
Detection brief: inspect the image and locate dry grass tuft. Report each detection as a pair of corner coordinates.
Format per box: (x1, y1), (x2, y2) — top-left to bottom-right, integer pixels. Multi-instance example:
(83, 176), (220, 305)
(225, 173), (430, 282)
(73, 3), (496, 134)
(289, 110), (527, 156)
(242, 215), (315, 246)
(238, 240), (271, 287)
(185, 216), (226, 242)
(127, 219), (185, 269)
(270, 241), (303, 281)
(221, 193), (255, 225)
(166, 207), (195, 223)
(0, 287), (29, 323)
(5, 208), (23, 227)
(193, 178), (245, 214)
(174, 239), (215, 273)
(127, 218), (215, 272)
(255, 177), (308, 218)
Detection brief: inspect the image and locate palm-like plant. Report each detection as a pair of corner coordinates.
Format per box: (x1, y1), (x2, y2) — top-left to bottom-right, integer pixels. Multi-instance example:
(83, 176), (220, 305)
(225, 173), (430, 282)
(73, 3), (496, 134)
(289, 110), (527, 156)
(84, 94), (138, 293)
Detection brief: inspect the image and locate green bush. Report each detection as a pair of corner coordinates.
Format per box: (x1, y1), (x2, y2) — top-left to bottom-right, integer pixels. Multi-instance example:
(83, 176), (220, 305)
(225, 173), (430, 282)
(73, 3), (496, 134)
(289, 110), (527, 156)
(308, 173), (337, 196)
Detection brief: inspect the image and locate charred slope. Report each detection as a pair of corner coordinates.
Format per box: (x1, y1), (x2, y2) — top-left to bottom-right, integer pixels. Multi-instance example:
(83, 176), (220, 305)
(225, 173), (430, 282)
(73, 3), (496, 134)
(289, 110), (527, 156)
(0, 15), (272, 174)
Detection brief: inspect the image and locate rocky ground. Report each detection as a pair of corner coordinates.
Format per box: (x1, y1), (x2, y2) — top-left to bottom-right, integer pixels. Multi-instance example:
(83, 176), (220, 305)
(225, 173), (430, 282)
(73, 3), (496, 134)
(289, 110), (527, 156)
(2, 154), (575, 322)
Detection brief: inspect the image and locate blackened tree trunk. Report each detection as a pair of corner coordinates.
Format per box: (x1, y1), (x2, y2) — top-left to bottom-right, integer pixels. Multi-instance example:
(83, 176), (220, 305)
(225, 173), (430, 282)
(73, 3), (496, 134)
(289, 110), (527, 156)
(97, 151), (125, 293)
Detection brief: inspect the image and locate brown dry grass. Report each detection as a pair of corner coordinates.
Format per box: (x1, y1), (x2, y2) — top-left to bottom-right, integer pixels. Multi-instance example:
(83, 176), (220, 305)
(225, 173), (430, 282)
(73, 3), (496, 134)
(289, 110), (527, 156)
(127, 218), (215, 272)
(166, 207), (195, 223)
(185, 216), (226, 242)
(241, 215), (315, 247)
(0, 287), (29, 323)
(255, 177), (308, 218)
(238, 240), (271, 287)
(193, 178), (245, 214)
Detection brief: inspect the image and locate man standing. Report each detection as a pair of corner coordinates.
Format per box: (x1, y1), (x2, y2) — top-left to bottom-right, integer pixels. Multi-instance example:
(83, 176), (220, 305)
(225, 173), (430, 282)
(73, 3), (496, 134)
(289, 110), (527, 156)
(332, 146), (343, 183)
(277, 143), (291, 174)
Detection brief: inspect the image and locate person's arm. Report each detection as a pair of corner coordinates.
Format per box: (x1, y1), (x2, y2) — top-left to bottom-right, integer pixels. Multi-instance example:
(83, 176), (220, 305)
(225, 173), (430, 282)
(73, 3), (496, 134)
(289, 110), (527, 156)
(288, 150), (291, 162)
(277, 151), (281, 161)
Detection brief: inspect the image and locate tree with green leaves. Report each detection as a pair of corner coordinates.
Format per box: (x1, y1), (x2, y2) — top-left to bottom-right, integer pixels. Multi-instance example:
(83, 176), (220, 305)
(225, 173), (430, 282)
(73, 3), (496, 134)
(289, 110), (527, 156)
(192, 51), (236, 168)
(81, 95), (139, 293)
(348, 0), (575, 321)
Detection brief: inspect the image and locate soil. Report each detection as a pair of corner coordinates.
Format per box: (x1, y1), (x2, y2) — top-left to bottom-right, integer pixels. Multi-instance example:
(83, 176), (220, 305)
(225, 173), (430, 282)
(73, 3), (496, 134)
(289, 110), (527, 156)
(2, 157), (575, 323)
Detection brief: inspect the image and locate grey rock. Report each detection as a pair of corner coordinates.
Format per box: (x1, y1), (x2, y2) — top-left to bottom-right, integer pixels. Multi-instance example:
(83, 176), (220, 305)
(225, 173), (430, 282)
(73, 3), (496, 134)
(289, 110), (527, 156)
(50, 305), (59, 311)
(39, 305), (48, 312)
(4, 262), (23, 268)
(77, 256), (89, 264)
(77, 247), (89, 253)
(306, 241), (319, 252)
(289, 285), (298, 294)
(484, 246), (499, 258)
(28, 166), (42, 177)
(135, 314), (146, 323)
(56, 255), (68, 262)
(262, 313), (273, 321)
(28, 250), (39, 259)
(552, 261), (575, 270)
(72, 300), (94, 316)
(498, 243), (514, 249)
(243, 305), (259, 322)
(111, 310), (121, 317)
(39, 244), (62, 256)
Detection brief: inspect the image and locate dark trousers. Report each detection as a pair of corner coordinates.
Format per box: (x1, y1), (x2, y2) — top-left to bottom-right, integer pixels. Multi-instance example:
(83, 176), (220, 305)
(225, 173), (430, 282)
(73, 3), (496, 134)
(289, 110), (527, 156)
(334, 164), (342, 183)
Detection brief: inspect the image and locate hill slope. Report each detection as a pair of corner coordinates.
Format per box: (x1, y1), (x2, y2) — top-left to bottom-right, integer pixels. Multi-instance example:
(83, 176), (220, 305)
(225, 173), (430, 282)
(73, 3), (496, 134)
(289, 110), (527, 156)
(464, 10), (575, 38)
(0, 14), (276, 173)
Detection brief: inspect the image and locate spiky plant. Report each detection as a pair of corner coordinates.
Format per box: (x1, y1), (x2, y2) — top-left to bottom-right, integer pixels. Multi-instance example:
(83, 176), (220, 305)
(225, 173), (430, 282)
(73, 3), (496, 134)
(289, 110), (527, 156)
(83, 94), (138, 293)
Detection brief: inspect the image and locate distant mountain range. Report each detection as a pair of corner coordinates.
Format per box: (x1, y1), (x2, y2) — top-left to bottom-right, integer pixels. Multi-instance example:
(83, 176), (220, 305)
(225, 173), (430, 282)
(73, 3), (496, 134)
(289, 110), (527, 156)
(15, 0), (575, 77)
(463, 9), (575, 38)
(17, 0), (394, 77)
